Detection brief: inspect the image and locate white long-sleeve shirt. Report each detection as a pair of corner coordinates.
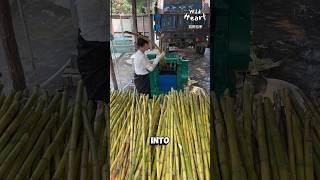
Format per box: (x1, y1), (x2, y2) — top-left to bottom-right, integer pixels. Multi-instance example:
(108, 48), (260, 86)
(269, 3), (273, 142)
(73, 0), (109, 42)
(133, 50), (161, 75)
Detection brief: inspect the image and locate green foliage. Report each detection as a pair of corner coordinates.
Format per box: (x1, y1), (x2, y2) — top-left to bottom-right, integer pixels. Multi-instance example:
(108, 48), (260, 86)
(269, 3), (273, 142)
(112, 0), (155, 15)
(112, 0), (132, 14)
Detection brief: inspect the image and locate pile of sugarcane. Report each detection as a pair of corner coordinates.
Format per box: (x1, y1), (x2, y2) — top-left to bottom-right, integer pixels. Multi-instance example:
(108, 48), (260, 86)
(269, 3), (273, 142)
(211, 81), (320, 180)
(110, 90), (211, 179)
(1, 78), (320, 180)
(0, 81), (109, 180)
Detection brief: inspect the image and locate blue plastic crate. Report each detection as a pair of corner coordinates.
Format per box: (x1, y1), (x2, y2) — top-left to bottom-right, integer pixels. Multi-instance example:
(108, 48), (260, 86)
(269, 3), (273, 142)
(159, 74), (177, 93)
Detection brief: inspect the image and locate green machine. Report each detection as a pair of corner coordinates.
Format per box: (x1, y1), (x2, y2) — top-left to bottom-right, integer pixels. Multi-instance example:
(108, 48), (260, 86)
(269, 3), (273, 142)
(147, 53), (189, 96)
(212, 0), (251, 96)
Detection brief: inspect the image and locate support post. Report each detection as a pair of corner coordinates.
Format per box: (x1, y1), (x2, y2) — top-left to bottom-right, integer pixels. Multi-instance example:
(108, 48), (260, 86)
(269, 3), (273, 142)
(0, 0), (27, 91)
(132, 0), (138, 45)
(110, 57), (118, 90)
(148, 0), (154, 44)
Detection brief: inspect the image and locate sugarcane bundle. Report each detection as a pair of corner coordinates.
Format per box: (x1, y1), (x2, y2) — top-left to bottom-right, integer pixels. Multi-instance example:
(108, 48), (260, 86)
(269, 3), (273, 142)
(211, 81), (320, 180)
(0, 81), (109, 180)
(110, 90), (211, 179)
(0, 78), (320, 180)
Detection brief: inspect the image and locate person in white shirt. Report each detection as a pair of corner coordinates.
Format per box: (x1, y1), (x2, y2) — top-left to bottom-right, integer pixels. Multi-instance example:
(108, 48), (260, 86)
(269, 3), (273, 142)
(133, 38), (165, 95)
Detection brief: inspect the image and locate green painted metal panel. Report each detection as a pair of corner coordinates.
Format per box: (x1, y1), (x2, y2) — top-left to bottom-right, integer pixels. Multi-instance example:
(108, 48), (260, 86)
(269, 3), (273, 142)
(148, 53), (189, 96)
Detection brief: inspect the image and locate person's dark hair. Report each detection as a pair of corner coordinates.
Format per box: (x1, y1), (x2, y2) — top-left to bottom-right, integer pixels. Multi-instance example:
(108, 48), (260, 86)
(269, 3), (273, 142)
(137, 38), (149, 48)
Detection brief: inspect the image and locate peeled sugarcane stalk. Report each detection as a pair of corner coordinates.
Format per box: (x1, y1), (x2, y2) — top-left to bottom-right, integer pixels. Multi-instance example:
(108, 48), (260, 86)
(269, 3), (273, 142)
(0, 94), (40, 165)
(243, 81), (254, 160)
(0, 93), (52, 152)
(101, 105), (109, 175)
(5, 99), (50, 180)
(31, 147), (41, 177)
(155, 97), (167, 179)
(43, 136), (51, 180)
(239, 84), (258, 179)
(224, 91), (247, 180)
(52, 142), (70, 180)
(169, 95), (175, 180)
(264, 98), (290, 180)
(110, 99), (131, 138)
(299, 92), (320, 121)
(142, 96), (148, 180)
(0, 110), (34, 165)
(256, 97), (271, 180)
(52, 90), (67, 170)
(82, 108), (100, 180)
(292, 110), (305, 180)
(59, 89), (68, 121)
(173, 132), (181, 180)
(0, 90), (39, 153)
(111, 121), (131, 172)
(113, 139), (130, 178)
(314, 153), (320, 180)
(189, 94), (204, 179)
(199, 93), (211, 180)
(94, 105), (105, 173)
(237, 118), (258, 180)
(0, 99), (20, 135)
(74, 135), (83, 180)
(173, 99), (196, 179)
(0, 91), (15, 117)
(29, 108), (73, 180)
(171, 93), (184, 179)
(68, 80), (83, 180)
(0, 95), (5, 109)
(213, 93), (231, 180)
(0, 133), (29, 178)
(282, 89), (297, 180)
(175, 129), (188, 179)
(179, 94), (198, 178)
(15, 113), (59, 180)
(128, 97), (145, 179)
(147, 99), (154, 180)
(275, 92), (287, 153)
(304, 112), (314, 180)
(127, 93), (136, 179)
(109, 91), (211, 179)
(101, 87), (320, 179)
(210, 95), (221, 180)
(80, 134), (89, 180)
(133, 102), (146, 179)
(1, 100), (43, 179)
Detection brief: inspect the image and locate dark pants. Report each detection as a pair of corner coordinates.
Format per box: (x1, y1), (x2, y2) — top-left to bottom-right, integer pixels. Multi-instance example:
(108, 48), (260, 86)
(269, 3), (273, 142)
(134, 73), (150, 95)
(77, 31), (109, 103)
